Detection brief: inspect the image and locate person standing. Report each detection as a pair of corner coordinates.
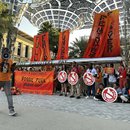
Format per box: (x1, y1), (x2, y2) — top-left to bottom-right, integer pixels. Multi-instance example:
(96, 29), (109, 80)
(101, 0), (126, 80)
(103, 64), (108, 87)
(86, 64), (97, 100)
(59, 64), (68, 96)
(69, 62), (81, 99)
(118, 62), (127, 89)
(0, 48), (16, 116)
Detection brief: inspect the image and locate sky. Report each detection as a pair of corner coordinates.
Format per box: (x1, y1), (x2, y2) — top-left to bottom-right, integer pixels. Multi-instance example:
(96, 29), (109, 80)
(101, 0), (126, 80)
(18, 16), (91, 43)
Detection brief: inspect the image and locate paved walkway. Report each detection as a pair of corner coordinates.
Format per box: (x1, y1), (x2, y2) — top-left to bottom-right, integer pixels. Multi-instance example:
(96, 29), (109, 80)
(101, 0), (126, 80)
(0, 92), (130, 130)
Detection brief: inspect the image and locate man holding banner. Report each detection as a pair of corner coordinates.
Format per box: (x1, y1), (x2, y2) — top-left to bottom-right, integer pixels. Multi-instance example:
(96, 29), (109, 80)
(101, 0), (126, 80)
(0, 48), (16, 116)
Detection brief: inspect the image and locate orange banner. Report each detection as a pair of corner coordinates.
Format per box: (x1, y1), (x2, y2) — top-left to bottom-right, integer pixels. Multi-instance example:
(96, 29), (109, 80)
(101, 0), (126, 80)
(83, 12), (109, 58)
(15, 71), (54, 95)
(56, 30), (70, 60)
(103, 10), (120, 57)
(105, 67), (114, 74)
(31, 35), (42, 61)
(31, 32), (51, 61)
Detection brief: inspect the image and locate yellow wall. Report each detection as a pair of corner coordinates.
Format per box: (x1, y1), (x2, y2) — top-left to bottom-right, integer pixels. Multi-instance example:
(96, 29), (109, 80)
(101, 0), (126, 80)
(2, 31), (34, 63)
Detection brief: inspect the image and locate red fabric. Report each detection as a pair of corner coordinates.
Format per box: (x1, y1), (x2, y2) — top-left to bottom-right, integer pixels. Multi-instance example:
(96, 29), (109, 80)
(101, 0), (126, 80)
(83, 12), (110, 58)
(31, 32), (51, 61)
(103, 10), (120, 57)
(15, 71), (54, 95)
(83, 9), (120, 58)
(31, 35), (42, 61)
(40, 32), (51, 61)
(56, 30), (70, 60)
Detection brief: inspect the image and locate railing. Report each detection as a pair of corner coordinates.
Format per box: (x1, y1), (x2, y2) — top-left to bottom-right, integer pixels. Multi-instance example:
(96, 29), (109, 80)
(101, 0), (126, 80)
(16, 56), (123, 67)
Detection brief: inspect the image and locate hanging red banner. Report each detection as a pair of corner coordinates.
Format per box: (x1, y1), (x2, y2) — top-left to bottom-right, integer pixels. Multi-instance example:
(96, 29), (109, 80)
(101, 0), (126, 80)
(83, 12), (109, 58)
(31, 32), (51, 61)
(56, 30), (70, 60)
(15, 71), (54, 95)
(31, 35), (42, 61)
(40, 32), (51, 61)
(103, 10), (120, 57)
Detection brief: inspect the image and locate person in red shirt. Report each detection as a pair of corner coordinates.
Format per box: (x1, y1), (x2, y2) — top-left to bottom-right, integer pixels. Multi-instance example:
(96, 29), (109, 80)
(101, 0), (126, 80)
(118, 62), (127, 89)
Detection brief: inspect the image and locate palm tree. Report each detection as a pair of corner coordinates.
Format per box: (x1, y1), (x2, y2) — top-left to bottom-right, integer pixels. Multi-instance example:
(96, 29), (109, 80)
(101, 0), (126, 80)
(38, 21), (60, 59)
(38, 22), (53, 34)
(69, 36), (88, 58)
(0, 2), (14, 50)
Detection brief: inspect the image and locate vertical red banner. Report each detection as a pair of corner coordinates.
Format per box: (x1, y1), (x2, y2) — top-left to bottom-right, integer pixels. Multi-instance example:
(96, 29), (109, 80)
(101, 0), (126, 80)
(83, 12), (110, 58)
(56, 30), (70, 60)
(31, 32), (51, 61)
(31, 35), (42, 61)
(103, 10), (120, 57)
(40, 32), (51, 61)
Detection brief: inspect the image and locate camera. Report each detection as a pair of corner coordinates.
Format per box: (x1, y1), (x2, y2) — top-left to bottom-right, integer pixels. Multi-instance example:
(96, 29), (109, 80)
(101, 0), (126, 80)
(1, 48), (11, 60)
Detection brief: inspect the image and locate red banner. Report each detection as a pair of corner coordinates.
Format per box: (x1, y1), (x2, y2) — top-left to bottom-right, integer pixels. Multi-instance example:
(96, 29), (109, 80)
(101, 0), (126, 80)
(15, 71), (54, 95)
(103, 10), (120, 57)
(31, 32), (51, 61)
(56, 30), (70, 60)
(31, 35), (42, 61)
(40, 32), (51, 61)
(83, 12), (109, 58)
(83, 10), (120, 58)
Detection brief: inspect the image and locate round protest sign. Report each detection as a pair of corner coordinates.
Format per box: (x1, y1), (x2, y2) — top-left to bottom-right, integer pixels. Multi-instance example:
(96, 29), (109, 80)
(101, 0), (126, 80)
(83, 72), (95, 86)
(68, 72), (78, 85)
(58, 71), (67, 83)
(102, 87), (118, 103)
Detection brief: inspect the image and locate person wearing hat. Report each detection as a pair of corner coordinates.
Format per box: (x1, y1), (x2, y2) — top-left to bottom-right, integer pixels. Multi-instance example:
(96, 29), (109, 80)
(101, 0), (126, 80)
(0, 47), (16, 116)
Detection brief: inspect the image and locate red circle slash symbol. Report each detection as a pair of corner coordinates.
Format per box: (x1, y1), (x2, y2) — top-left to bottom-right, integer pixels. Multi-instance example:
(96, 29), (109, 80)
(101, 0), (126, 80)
(102, 87), (118, 103)
(58, 71), (67, 83)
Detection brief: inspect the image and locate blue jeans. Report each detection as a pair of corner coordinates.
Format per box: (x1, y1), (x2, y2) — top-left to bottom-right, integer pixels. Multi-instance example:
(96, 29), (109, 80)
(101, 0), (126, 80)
(0, 81), (14, 111)
(87, 83), (95, 97)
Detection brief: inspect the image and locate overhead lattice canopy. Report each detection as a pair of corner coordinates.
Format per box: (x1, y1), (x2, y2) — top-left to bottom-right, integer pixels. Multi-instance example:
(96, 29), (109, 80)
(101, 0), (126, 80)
(2, 0), (130, 37)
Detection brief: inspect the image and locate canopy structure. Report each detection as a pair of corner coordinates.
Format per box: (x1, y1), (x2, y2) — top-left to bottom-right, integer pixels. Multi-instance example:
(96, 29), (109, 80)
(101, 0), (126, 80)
(2, 0), (130, 36)
(25, 0), (130, 35)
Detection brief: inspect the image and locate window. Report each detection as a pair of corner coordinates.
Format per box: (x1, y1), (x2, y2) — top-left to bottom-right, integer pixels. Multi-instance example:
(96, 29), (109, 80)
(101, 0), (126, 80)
(17, 42), (21, 56)
(25, 45), (29, 58)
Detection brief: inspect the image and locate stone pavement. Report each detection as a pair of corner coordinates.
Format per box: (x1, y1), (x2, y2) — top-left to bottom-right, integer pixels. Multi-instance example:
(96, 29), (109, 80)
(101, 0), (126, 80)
(0, 91), (130, 130)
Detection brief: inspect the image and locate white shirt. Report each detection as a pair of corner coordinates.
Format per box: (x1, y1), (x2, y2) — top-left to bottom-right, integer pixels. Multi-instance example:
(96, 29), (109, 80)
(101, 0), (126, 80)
(87, 68), (97, 76)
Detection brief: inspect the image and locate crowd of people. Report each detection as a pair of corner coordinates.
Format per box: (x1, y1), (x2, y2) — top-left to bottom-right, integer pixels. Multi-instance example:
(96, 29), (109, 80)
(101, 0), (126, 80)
(53, 62), (130, 103)
(2, 59), (130, 104)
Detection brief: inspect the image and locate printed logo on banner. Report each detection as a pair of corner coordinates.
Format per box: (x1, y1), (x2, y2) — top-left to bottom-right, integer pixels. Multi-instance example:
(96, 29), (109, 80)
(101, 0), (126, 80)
(83, 72), (95, 86)
(102, 87), (118, 103)
(68, 72), (78, 86)
(58, 71), (67, 83)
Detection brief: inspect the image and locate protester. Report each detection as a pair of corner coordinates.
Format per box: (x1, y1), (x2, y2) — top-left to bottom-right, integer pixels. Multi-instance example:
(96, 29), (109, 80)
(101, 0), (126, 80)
(103, 64), (108, 87)
(118, 62), (127, 89)
(108, 63), (118, 87)
(95, 66), (102, 92)
(79, 65), (87, 97)
(53, 66), (61, 93)
(0, 48), (16, 116)
(86, 64), (97, 100)
(94, 83), (105, 101)
(69, 62), (81, 99)
(113, 83), (128, 103)
(59, 65), (68, 96)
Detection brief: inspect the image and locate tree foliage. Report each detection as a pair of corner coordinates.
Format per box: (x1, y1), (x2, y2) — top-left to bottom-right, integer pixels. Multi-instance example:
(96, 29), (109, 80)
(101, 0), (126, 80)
(0, 2), (14, 49)
(69, 36), (88, 58)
